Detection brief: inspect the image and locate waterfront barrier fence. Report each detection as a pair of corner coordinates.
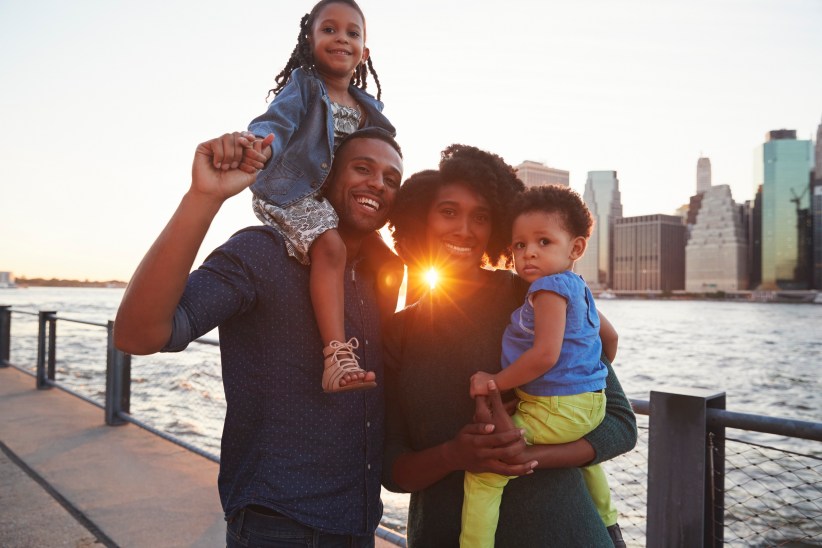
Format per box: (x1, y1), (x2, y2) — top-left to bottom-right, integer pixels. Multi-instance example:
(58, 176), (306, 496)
(1, 305), (820, 547)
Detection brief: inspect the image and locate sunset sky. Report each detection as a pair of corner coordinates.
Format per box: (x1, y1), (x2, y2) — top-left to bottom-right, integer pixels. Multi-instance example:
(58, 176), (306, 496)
(1, 0), (820, 281)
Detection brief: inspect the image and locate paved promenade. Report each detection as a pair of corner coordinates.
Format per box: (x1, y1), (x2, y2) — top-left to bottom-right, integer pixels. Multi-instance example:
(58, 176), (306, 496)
(0, 366), (397, 547)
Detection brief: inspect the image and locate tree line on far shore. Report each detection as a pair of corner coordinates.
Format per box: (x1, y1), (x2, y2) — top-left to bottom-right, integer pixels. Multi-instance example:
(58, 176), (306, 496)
(14, 277), (127, 288)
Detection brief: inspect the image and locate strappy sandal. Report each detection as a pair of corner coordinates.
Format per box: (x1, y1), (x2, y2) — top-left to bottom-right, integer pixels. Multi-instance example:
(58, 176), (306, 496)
(322, 338), (377, 393)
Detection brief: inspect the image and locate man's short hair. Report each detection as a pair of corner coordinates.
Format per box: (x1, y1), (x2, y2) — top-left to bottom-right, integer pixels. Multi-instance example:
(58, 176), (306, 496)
(336, 127), (403, 159)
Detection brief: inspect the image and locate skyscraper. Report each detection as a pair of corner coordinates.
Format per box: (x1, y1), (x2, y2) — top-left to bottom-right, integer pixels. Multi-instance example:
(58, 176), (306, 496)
(815, 117), (822, 179)
(515, 160), (569, 187)
(697, 157), (712, 195)
(814, 183), (822, 289)
(612, 214), (686, 291)
(685, 185), (748, 291)
(759, 130), (813, 289)
(576, 171), (622, 288)
(814, 117), (822, 289)
(745, 187), (763, 289)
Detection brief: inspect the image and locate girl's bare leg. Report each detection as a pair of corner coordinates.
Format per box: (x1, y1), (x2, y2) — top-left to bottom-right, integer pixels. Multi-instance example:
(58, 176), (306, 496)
(310, 229), (376, 391)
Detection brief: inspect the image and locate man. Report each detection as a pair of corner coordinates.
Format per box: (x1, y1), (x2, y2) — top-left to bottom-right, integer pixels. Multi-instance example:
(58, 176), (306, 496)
(115, 128), (403, 546)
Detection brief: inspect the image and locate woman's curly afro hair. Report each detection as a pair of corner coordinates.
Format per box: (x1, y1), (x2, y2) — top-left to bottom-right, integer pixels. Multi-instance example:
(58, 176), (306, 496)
(388, 144), (525, 267)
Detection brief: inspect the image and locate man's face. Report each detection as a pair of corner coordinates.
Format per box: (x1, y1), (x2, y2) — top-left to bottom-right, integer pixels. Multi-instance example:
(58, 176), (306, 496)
(326, 138), (403, 235)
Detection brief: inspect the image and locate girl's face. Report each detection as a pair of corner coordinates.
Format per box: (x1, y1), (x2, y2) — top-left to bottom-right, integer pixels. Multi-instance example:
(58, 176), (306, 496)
(310, 3), (369, 80)
(511, 211), (585, 283)
(425, 182), (492, 277)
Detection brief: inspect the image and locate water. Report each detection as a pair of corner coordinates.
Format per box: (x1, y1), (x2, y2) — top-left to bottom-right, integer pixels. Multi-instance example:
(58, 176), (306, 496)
(2, 288), (821, 538)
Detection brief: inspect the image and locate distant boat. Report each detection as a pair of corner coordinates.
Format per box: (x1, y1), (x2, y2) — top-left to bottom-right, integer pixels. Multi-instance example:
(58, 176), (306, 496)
(598, 290), (617, 299)
(774, 291), (817, 304)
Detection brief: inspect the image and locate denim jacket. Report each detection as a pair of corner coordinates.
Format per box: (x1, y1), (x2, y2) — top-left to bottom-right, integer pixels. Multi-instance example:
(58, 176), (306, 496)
(248, 67), (396, 207)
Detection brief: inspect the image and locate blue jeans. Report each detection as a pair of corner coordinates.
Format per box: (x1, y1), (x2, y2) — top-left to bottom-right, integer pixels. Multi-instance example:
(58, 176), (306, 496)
(226, 506), (375, 548)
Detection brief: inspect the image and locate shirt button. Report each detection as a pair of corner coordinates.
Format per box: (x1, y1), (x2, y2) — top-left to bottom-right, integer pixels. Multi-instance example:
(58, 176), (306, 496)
(367, 464), (371, 470)
(321, 162), (328, 169)
(311, 181), (318, 188)
(367, 421), (371, 428)
(364, 339), (369, 345)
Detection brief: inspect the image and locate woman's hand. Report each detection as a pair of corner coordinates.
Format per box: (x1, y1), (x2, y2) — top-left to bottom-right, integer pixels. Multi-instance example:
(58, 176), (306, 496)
(387, 379), (536, 492)
(441, 380), (537, 476)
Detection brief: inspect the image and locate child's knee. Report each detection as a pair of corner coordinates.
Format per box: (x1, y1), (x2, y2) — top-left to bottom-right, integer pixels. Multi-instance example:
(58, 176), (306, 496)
(311, 231), (347, 266)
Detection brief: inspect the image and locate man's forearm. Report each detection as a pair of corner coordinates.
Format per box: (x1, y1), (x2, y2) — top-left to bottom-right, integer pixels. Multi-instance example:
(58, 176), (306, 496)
(114, 190), (222, 354)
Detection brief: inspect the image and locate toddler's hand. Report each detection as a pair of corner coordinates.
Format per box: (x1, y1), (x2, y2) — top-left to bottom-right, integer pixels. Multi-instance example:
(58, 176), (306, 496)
(470, 371), (495, 398)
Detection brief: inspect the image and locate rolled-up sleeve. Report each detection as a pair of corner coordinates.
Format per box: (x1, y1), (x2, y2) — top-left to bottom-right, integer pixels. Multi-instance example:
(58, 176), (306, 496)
(161, 230), (262, 353)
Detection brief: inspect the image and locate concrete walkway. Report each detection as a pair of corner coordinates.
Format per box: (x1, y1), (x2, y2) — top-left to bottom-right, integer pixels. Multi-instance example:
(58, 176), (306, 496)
(0, 366), (398, 547)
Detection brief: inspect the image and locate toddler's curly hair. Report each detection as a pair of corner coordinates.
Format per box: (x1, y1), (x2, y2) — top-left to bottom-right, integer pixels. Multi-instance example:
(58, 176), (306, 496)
(510, 185), (594, 240)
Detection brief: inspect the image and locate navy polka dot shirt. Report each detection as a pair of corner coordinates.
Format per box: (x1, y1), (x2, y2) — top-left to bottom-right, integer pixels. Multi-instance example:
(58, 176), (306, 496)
(164, 226), (385, 536)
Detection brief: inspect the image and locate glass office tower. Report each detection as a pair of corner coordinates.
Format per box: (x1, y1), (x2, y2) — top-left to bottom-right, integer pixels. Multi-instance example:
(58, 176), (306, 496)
(576, 171), (622, 288)
(760, 130), (812, 289)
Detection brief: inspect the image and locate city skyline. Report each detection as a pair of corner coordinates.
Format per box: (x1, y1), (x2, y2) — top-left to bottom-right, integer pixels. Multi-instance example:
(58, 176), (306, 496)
(1, 0), (820, 281)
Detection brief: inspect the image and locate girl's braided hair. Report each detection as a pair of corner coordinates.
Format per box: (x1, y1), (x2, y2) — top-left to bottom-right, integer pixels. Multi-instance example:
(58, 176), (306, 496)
(267, 0), (382, 101)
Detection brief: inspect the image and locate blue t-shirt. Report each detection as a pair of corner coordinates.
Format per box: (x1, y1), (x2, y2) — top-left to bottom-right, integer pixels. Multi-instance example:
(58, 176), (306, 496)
(501, 271), (607, 396)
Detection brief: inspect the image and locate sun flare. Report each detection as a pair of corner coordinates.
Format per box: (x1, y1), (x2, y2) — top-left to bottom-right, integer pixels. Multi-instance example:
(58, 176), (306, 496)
(424, 268), (439, 289)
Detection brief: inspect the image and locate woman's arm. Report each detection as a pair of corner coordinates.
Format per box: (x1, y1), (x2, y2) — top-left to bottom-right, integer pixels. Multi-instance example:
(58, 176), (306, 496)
(584, 358), (637, 464)
(387, 423), (534, 493)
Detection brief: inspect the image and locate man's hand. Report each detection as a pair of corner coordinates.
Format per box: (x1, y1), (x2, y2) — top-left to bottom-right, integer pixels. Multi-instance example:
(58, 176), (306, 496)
(191, 132), (273, 202)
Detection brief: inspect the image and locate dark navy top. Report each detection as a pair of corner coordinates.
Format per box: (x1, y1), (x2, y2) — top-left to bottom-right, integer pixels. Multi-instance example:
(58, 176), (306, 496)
(164, 226), (385, 536)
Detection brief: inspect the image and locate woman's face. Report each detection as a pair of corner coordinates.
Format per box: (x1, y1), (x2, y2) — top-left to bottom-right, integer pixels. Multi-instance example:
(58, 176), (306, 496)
(425, 182), (492, 276)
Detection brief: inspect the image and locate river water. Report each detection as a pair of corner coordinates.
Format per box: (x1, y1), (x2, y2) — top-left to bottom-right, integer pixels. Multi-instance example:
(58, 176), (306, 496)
(2, 287), (820, 541)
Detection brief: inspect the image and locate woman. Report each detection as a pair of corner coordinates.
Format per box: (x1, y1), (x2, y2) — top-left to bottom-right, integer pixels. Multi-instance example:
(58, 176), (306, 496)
(382, 145), (637, 547)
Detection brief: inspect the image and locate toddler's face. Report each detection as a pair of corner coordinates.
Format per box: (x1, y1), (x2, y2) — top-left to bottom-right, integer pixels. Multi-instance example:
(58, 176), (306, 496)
(511, 211), (584, 283)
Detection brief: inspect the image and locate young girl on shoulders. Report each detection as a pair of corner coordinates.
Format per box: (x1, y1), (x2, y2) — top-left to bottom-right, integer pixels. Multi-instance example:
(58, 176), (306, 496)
(462, 185), (623, 548)
(248, 0), (401, 393)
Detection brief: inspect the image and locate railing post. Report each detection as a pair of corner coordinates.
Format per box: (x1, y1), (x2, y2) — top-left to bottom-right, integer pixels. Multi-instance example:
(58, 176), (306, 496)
(47, 312), (57, 380)
(0, 305), (10, 367)
(646, 387), (726, 548)
(105, 320), (131, 425)
(36, 310), (56, 389)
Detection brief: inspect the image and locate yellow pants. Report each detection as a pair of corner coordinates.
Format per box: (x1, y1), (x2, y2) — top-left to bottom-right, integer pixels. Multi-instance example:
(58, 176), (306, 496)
(460, 389), (617, 548)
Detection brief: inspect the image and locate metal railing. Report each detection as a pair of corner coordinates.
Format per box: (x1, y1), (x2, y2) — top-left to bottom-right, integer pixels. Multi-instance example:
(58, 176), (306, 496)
(1, 305), (821, 547)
